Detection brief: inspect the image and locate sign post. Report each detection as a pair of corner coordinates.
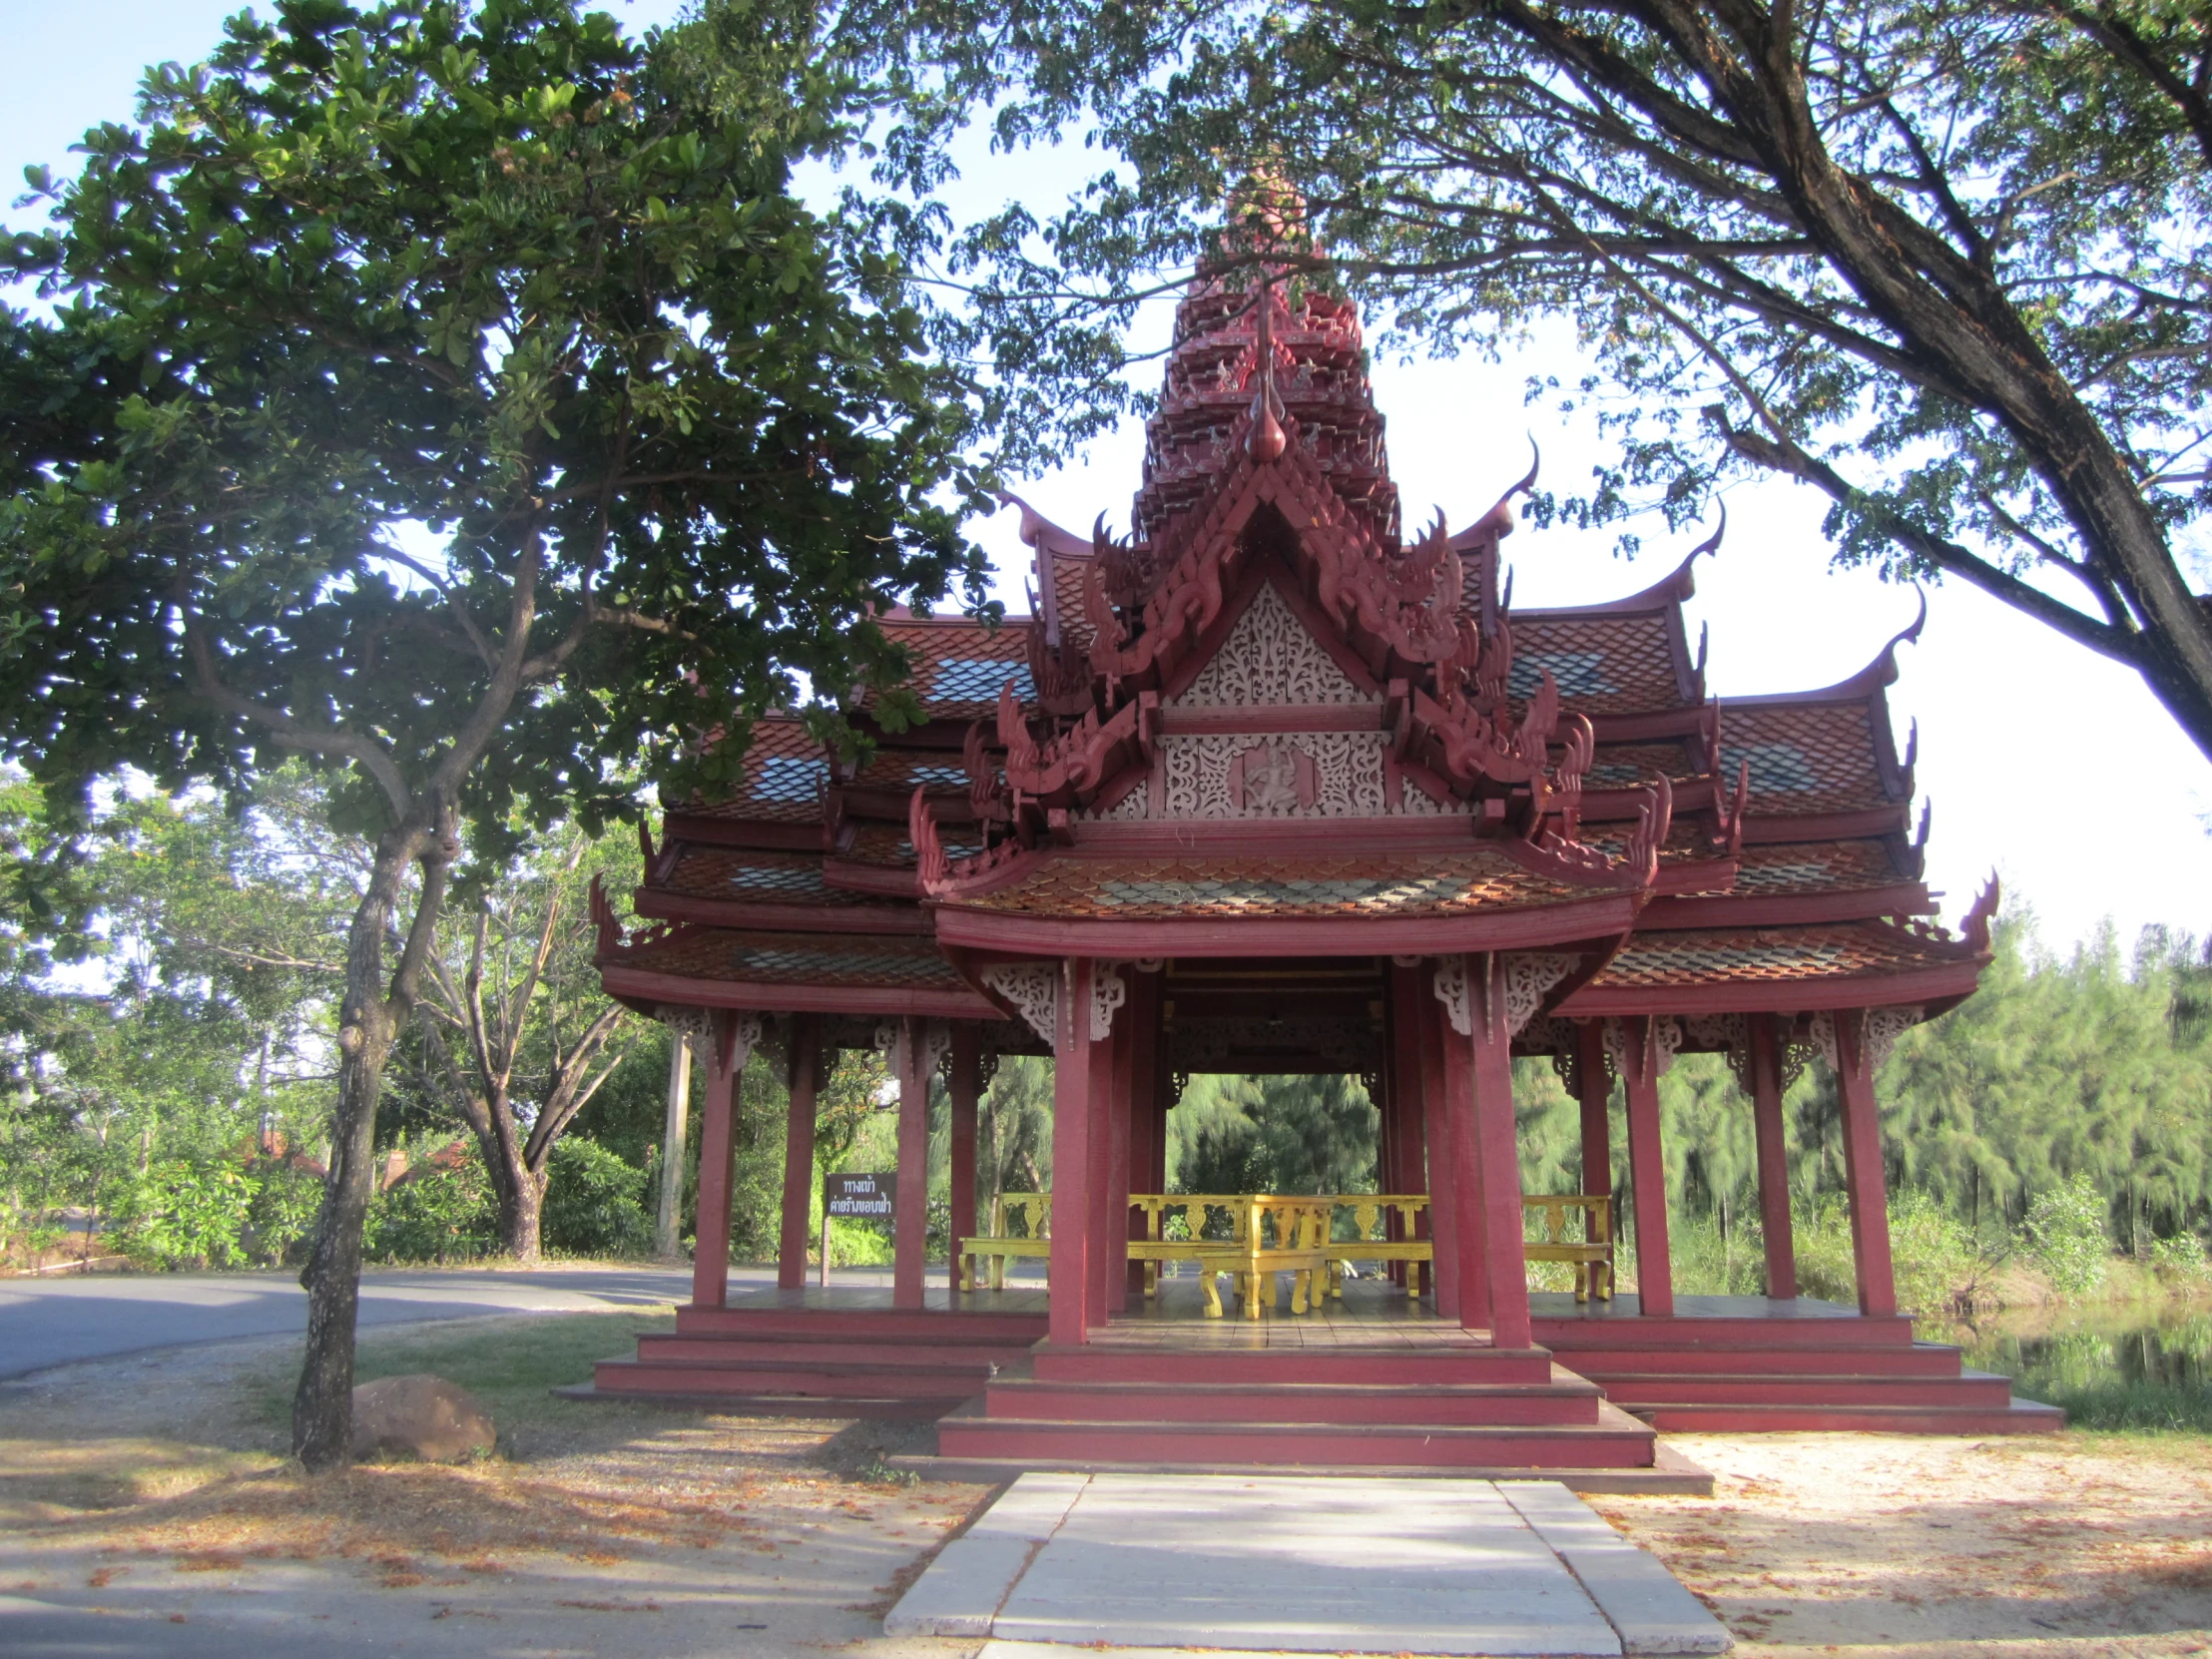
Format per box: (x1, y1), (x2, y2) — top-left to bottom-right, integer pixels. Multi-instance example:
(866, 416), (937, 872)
(821, 1173), (895, 1290)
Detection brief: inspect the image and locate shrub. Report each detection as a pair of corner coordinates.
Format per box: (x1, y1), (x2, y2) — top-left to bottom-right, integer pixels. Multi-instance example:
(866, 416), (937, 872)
(1789, 1191), (1996, 1322)
(541, 1138), (653, 1258)
(2150, 1233), (2212, 1288)
(364, 1158), (496, 1264)
(2024, 1174), (2109, 1296)
(242, 1158), (324, 1266)
(110, 1158), (258, 1270)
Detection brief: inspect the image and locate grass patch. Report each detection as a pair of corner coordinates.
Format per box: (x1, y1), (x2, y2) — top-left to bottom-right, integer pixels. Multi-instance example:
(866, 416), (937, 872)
(2031, 1379), (2212, 1433)
(248, 1308), (678, 1456)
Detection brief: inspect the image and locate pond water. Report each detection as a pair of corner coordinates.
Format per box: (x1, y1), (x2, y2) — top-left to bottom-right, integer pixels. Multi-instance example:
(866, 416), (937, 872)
(1952, 1299), (2212, 1428)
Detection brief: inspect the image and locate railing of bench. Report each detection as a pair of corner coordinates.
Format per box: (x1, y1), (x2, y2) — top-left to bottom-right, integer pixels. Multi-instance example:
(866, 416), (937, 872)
(1522, 1194), (1615, 1302)
(959, 1192), (1614, 1307)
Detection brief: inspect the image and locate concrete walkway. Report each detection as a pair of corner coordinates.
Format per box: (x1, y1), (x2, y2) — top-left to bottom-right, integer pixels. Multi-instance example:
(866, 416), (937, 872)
(887, 1472), (1732, 1657)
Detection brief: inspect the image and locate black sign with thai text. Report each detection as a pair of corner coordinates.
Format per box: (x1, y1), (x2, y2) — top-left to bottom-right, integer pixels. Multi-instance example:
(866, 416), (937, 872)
(824, 1173), (894, 1220)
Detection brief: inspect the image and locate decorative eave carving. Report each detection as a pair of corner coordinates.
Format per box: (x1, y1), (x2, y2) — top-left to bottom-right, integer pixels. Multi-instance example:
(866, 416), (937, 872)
(1499, 774), (1673, 894)
(994, 680), (1152, 808)
(981, 962), (1058, 1044)
(1404, 667), (1561, 791)
(1872, 872), (1999, 961)
(589, 872), (682, 960)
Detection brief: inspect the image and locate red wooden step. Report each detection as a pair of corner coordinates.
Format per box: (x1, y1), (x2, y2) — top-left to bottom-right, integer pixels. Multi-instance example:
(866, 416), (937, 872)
(1632, 1397), (2066, 1433)
(1596, 1371), (2016, 1409)
(1027, 1342), (1554, 1387)
(674, 1306), (1046, 1343)
(1533, 1314), (1917, 1350)
(935, 1401), (1659, 1470)
(1562, 1341), (1965, 1378)
(594, 1357), (990, 1398)
(637, 1335), (1038, 1368)
(982, 1373), (1605, 1427)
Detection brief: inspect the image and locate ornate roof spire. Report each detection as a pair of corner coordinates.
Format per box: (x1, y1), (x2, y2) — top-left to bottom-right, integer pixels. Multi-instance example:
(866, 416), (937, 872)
(1132, 259), (1399, 557)
(1247, 275), (1288, 462)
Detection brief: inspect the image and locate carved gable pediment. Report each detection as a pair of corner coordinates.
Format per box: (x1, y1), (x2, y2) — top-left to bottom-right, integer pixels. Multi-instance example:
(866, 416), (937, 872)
(1080, 578), (1471, 823)
(1170, 582), (1373, 709)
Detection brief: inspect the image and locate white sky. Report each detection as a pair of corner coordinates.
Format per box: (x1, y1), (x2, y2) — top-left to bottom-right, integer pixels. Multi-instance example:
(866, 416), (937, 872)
(8, 0), (2208, 954)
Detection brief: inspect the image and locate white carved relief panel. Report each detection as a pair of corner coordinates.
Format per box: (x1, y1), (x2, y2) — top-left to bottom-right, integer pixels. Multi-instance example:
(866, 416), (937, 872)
(1172, 583), (1372, 708)
(1090, 730), (1390, 822)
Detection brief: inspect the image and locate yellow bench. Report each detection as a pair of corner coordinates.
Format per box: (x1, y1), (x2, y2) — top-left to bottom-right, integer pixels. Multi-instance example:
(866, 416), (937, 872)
(1523, 1193), (1615, 1302)
(960, 1191), (1613, 1307)
(959, 1193), (1051, 1291)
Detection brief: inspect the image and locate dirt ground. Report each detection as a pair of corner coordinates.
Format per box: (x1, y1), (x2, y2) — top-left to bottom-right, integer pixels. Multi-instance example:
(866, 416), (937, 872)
(1591, 1432), (2212, 1659)
(1, 1321), (2209, 1657)
(0, 1322), (993, 1657)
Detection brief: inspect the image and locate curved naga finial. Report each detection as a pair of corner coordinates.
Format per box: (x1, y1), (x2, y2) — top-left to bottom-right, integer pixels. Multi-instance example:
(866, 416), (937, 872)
(1961, 872), (2000, 954)
(996, 680), (1039, 775)
(963, 719), (1000, 820)
(909, 787), (948, 889)
(1688, 500), (1727, 563)
(1462, 438), (1541, 546)
(588, 872), (622, 956)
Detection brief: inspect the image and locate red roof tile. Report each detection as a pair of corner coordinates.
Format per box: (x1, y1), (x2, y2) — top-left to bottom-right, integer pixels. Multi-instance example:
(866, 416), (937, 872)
(944, 848), (1590, 920)
(1721, 701), (1899, 816)
(662, 848), (871, 907)
(1509, 613), (1685, 715)
(1588, 922), (1957, 989)
(617, 927), (965, 990)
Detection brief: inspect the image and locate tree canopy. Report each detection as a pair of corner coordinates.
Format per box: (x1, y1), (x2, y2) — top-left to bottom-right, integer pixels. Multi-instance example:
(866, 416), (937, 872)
(0, 0), (994, 1467)
(850, 0), (2212, 757)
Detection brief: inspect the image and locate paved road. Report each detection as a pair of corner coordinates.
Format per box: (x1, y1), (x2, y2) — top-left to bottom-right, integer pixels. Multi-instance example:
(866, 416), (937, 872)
(0, 1264), (758, 1379)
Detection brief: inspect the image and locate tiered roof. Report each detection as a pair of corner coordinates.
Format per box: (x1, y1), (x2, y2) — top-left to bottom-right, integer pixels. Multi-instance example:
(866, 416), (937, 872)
(596, 266), (1992, 1064)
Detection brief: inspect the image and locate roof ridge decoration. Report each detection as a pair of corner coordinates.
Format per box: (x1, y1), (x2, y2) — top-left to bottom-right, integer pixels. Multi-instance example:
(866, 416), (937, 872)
(1877, 872), (1999, 958)
(1727, 586), (1929, 708)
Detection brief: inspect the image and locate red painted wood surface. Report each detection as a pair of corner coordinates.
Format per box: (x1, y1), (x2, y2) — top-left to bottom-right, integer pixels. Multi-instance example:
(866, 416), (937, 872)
(777, 1016), (822, 1293)
(1103, 997), (1134, 1316)
(1748, 1014), (1798, 1300)
(948, 1024), (981, 1261)
(691, 1044), (741, 1310)
(1835, 1008), (1900, 1317)
(892, 1017), (931, 1311)
(1576, 1020), (1612, 1203)
(1620, 1017), (1674, 1320)
(1411, 964), (1460, 1321)
(1048, 959), (1095, 1346)
(1468, 956), (1534, 1350)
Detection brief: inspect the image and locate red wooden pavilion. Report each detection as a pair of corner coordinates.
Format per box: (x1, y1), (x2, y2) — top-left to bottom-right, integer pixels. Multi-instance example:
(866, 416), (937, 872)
(588, 271), (2060, 1477)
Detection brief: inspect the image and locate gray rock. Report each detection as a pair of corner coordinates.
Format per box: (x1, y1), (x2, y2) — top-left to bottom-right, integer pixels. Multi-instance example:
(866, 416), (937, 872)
(349, 1374), (495, 1463)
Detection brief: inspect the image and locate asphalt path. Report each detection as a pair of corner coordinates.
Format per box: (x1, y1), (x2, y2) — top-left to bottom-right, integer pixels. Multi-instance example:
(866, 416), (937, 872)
(0, 1263), (762, 1379)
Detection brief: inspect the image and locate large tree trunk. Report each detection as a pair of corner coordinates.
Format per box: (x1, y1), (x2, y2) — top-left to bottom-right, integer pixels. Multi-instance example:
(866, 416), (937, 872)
(481, 1112), (544, 1263)
(291, 819), (450, 1471)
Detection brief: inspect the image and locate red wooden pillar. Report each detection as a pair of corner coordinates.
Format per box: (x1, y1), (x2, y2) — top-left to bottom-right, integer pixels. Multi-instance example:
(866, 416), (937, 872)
(1747, 1013), (1798, 1301)
(1467, 954), (1533, 1349)
(1575, 1019), (1613, 1199)
(691, 1017), (747, 1311)
(1123, 967), (1162, 1300)
(1436, 983), (1490, 1334)
(891, 1016), (932, 1311)
(1103, 980), (1136, 1316)
(1150, 1035), (1172, 1193)
(948, 1024), (982, 1292)
(1047, 958), (1097, 1346)
(1833, 1008), (1900, 1318)
(1375, 1015), (1404, 1282)
(1404, 960), (1458, 1318)
(1619, 1015), (1674, 1318)
(776, 1015), (823, 1292)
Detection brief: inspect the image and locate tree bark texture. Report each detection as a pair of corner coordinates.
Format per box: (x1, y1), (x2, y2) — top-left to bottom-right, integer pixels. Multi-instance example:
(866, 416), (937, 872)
(291, 816), (453, 1472)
